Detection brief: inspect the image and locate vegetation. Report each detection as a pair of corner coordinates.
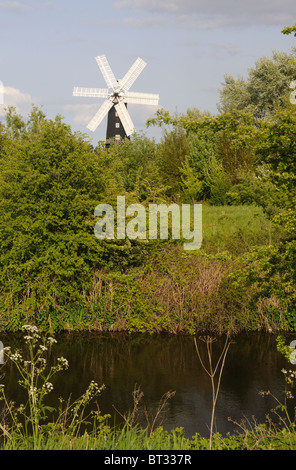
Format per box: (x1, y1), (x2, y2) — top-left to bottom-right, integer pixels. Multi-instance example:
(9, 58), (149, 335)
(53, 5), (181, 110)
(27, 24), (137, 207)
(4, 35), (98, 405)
(1, 38), (296, 449)
(0, 80), (295, 333)
(218, 48), (296, 119)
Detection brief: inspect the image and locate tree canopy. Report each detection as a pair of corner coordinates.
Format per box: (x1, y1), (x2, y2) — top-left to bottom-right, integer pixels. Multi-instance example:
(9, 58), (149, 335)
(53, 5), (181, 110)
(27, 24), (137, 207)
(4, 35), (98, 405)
(218, 49), (296, 120)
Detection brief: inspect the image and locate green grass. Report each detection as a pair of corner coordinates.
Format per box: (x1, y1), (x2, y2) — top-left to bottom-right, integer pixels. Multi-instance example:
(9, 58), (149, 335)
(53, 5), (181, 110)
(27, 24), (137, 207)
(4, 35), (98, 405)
(2, 422), (296, 450)
(148, 204), (278, 256)
(200, 204), (281, 255)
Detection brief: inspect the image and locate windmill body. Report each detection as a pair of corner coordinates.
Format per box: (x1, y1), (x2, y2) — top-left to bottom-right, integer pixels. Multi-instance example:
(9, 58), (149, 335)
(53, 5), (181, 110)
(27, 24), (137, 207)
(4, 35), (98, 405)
(73, 55), (159, 142)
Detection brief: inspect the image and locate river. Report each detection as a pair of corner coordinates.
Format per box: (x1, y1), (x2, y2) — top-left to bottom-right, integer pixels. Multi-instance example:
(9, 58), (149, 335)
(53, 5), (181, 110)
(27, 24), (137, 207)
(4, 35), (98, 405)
(1, 330), (295, 438)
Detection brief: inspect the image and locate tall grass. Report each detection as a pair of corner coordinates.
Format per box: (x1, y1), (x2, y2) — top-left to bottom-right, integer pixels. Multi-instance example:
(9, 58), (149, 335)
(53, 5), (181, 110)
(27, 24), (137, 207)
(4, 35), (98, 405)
(201, 204), (283, 254)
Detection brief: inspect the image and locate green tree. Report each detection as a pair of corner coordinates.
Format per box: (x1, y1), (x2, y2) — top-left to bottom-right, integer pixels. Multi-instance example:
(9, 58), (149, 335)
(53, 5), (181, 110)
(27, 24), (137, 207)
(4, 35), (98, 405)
(0, 108), (140, 328)
(282, 25), (296, 37)
(95, 133), (165, 203)
(182, 109), (259, 202)
(180, 155), (203, 203)
(218, 49), (296, 120)
(259, 103), (296, 198)
(157, 121), (189, 200)
(203, 155), (231, 205)
(234, 104), (296, 329)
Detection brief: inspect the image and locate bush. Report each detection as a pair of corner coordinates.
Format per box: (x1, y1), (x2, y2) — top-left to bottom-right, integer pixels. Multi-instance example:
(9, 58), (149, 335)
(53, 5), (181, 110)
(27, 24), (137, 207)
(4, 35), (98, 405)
(0, 108), (143, 328)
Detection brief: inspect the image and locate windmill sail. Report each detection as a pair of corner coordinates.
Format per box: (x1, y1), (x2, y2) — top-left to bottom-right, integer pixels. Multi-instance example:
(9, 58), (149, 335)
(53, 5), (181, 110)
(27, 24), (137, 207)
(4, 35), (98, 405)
(119, 58), (147, 93)
(87, 98), (113, 132)
(124, 91), (159, 106)
(95, 55), (118, 91)
(73, 54), (159, 141)
(115, 101), (135, 137)
(73, 87), (109, 98)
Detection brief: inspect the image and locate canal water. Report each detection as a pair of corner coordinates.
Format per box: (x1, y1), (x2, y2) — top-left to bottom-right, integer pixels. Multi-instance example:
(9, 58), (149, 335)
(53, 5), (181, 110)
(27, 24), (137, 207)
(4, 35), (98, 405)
(1, 331), (295, 438)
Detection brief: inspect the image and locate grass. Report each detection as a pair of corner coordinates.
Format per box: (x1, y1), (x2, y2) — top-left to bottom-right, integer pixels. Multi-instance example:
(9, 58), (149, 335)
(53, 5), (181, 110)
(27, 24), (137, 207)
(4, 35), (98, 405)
(2, 415), (296, 450)
(200, 204), (282, 255)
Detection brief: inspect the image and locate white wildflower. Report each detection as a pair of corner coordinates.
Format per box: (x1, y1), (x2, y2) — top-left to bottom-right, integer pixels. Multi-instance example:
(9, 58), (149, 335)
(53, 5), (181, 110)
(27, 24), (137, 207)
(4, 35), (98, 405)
(10, 353), (22, 362)
(47, 337), (57, 344)
(57, 357), (69, 368)
(22, 325), (39, 334)
(43, 382), (54, 391)
(37, 357), (46, 364)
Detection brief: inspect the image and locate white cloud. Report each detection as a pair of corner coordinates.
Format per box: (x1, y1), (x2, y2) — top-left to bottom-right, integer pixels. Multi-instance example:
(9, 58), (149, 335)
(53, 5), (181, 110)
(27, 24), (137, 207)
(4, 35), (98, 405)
(113, 0), (296, 28)
(0, 86), (34, 116)
(64, 103), (159, 134)
(0, 1), (28, 11)
(0, 1), (53, 12)
(63, 103), (100, 126)
(123, 16), (165, 28)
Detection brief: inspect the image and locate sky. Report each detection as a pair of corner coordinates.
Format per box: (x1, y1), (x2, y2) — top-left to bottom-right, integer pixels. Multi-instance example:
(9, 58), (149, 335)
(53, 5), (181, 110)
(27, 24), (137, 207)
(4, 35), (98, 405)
(0, 0), (296, 144)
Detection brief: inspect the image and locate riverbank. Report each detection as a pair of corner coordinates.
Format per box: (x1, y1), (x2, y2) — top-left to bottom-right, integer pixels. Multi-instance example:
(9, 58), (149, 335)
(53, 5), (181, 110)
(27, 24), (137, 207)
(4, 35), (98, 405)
(0, 205), (291, 335)
(1, 422), (296, 450)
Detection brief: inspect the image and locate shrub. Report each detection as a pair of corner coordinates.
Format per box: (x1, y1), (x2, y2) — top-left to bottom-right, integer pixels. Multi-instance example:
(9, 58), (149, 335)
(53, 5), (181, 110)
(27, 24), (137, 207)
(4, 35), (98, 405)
(0, 108), (143, 327)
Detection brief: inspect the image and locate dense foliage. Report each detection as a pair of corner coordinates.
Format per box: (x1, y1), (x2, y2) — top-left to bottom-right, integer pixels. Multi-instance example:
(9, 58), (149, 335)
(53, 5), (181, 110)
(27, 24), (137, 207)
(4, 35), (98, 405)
(0, 46), (296, 333)
(0, 109), (153, 329)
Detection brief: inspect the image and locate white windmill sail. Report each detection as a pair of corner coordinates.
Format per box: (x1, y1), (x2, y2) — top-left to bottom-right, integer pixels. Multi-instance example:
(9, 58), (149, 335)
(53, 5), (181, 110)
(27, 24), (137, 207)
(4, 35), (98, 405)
(73, 54), (159, 139)
(73, 87), (109, 98)
(87, 98), (113, 132)
(119, 57), (147, 93)
(124, 91), (159, 106)
(95, 55), (118, 91)
(115, 100), (135, 136)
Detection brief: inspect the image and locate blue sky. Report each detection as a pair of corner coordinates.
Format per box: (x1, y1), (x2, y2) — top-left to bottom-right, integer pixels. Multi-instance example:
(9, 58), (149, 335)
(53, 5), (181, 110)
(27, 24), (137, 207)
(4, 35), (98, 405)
(0, 0), (296, 143)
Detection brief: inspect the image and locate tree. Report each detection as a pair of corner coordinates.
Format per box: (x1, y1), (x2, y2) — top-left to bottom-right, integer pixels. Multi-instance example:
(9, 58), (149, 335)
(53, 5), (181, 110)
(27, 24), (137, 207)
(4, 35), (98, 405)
(236, 104), (296, 329)
(217, 75), (251, 114)
(281, 25), (296, 37)
(0, 107), (141, 327)
(259, 103), (296, 198)
(157, 120), (189, 200)
(183, 109), (259, 193)
(180, 155), (203, 203)
(218, 49), (296, 120)
(95, 133), (165, 203)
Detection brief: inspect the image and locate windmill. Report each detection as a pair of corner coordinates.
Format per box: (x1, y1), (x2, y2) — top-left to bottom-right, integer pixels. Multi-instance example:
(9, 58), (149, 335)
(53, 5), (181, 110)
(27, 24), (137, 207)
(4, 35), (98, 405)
(73, 54), (159, 142)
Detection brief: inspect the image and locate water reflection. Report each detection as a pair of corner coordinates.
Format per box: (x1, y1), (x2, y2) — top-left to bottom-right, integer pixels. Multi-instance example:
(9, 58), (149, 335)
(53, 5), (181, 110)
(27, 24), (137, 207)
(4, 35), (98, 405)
(0, 331), (295, 438)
